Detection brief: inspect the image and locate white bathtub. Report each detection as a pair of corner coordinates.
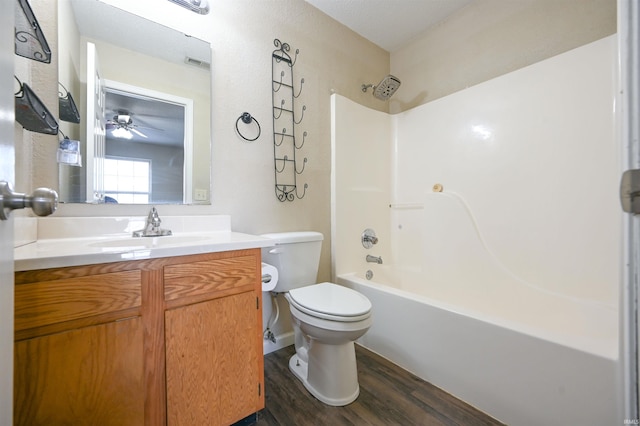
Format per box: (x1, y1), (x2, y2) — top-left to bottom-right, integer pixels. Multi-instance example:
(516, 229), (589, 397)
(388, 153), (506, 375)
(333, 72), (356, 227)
(337, 270), (618, 425)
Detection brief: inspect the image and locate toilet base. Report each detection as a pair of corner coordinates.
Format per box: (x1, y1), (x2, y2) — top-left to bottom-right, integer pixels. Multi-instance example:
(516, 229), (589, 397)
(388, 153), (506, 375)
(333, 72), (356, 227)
(288, 349), (360, 407)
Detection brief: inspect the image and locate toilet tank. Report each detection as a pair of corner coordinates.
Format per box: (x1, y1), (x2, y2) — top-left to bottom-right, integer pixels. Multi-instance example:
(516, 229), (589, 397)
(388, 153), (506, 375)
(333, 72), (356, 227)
(261, 231), (323, 292)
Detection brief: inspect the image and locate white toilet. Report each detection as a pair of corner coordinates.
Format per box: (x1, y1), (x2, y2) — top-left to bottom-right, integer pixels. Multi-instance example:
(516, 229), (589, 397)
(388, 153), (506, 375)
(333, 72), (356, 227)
(261, 231), (372, 406)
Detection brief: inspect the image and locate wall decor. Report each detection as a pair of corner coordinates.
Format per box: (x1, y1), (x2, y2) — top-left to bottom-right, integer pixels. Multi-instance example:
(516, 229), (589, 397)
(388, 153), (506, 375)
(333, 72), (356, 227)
(271, 38), (307, 201)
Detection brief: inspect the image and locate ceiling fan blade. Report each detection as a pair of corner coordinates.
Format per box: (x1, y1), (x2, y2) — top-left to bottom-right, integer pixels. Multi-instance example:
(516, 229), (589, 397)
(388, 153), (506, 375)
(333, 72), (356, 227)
(134, 125), (165, 131)
(131, 128), (148, 138)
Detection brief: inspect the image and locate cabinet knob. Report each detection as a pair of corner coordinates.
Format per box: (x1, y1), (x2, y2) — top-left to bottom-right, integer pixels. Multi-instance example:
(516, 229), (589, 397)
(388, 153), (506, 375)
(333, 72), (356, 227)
(0, 181), (58, 220)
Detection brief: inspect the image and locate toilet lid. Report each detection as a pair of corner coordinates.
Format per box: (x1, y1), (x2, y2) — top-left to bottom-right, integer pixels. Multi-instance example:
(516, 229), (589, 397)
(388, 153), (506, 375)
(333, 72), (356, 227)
(288, 282), (372, 317)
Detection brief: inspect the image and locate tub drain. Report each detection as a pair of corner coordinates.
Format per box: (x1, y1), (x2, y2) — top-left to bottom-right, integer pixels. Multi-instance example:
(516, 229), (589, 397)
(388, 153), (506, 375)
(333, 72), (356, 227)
(366, 270), (373, 280)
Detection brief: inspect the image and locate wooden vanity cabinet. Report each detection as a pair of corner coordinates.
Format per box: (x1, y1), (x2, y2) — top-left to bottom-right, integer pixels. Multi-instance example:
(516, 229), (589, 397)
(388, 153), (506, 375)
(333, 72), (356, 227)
(14, 249), (264, 426)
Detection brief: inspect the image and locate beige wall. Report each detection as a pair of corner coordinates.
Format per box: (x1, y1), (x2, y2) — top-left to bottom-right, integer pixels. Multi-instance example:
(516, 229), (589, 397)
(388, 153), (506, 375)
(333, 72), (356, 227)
(389, 0), (616, 113)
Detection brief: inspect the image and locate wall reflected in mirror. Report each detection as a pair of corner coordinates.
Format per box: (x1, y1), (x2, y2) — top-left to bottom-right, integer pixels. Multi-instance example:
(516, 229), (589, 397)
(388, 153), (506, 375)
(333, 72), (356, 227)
(57, 0), (211, 204)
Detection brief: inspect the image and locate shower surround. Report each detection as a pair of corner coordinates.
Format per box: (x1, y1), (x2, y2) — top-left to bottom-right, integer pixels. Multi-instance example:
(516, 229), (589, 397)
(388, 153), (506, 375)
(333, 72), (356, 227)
(331, 35), (620, 425)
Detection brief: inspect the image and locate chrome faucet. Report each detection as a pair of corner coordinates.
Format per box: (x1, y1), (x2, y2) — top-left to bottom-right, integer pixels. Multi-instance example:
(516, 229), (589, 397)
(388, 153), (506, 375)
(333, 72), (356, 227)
(132, 207), (172, 237)
(361, 228), (379, 248)
(366, 255), (383, 264)
(364, 234), (379, 245)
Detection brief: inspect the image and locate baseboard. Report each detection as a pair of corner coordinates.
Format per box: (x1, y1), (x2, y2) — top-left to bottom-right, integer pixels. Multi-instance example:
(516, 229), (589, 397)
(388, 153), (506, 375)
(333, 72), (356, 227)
(263, 331), (294, 355)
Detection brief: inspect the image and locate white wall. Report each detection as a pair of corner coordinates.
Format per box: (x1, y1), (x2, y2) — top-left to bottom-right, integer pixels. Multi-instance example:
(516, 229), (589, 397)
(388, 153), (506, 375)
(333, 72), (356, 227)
(393, 36), (619, 305)
(331, 94), (391, 277)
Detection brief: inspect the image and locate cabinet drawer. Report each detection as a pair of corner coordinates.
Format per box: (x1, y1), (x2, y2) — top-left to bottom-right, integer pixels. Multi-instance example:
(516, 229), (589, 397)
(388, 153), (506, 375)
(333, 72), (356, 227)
(15, 270), (142, 332)
(164, 255), (257, 301)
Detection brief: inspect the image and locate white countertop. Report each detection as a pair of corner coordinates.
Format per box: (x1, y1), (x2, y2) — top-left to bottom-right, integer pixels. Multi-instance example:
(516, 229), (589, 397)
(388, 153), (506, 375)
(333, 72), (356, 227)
(15, 231), (274, 271)
(14, 215), (275, 271)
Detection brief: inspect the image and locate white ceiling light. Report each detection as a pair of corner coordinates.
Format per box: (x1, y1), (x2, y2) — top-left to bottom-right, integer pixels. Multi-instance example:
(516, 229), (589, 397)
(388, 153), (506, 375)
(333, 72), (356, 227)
(112, 127), (133, 140)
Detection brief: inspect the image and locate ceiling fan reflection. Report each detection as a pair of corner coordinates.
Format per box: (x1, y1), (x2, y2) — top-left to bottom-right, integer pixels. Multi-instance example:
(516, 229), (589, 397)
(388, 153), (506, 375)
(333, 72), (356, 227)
(106, 110), (163, 140)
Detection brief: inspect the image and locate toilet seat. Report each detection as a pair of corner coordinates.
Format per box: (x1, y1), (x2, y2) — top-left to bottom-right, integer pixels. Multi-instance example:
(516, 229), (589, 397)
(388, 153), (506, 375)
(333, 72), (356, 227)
(288, 282), (372, 322)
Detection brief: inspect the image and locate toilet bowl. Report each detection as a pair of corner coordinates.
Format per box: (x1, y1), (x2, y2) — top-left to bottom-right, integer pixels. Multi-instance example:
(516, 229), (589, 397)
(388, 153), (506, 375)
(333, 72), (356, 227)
(286, 282), (372, 406)
(261, 232), (373, 406)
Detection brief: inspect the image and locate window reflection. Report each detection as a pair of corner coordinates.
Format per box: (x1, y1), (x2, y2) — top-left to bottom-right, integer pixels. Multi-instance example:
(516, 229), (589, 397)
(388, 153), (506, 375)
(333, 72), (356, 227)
(104, 157), (151, 204)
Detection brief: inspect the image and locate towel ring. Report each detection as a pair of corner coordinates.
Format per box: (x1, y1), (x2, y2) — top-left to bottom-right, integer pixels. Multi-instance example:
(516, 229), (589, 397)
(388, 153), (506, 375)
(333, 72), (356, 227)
(236, 112), (261, 142)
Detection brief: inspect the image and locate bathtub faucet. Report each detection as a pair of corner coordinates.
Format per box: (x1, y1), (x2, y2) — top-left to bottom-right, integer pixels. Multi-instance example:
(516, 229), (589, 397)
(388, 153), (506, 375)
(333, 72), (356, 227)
(366, 255), (383, 264)
(361, 228), (379, 248)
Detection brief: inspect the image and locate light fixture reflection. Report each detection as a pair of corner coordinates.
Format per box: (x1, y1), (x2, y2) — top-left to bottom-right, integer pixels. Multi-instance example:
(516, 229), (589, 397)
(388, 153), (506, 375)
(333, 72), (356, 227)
(472, 124), (493, 141)
(0, 107), (14, 121)
(167, 0), (209, 14)
(112, 127), (133, 140)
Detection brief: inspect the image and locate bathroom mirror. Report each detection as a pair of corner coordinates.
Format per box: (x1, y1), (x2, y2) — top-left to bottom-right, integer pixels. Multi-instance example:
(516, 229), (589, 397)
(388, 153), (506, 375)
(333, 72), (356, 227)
(56, 0), (211, 204)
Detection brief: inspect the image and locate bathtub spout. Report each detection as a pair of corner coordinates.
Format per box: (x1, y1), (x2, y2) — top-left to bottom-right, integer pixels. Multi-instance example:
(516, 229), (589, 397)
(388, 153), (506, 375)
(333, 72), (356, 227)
(366, 255), (383, 264)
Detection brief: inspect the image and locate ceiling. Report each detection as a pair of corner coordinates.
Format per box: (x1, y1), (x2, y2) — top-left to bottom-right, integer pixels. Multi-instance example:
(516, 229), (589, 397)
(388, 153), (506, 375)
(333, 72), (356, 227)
(105, 90), (185, 146)
(303, 0), (473, 52)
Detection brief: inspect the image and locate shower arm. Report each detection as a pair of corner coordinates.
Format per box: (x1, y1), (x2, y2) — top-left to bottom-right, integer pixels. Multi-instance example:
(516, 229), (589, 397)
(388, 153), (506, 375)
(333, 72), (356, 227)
(361, 84), (374, 93)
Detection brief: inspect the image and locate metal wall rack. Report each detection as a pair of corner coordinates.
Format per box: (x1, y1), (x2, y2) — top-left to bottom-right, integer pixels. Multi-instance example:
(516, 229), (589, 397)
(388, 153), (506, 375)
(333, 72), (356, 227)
(15, 78), (58, 135)
(271, 38), (307, 201)
(15, 0), (51, 63)
(58, 82), (81, 123)
(14, 0), (81, 134)
(14, 0), (61, 136)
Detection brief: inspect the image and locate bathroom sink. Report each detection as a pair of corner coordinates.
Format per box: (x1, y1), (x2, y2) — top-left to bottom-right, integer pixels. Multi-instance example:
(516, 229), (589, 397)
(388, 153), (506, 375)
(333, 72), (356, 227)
(14, 215), (276, 271)
(88, 235), (211, 250)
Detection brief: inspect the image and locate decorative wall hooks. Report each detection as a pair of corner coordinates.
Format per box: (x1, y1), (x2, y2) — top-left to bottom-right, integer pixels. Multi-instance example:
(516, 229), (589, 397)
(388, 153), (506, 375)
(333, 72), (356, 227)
(15, 77), (58, 135)
(235, 112), (261, 142)
(271, 38), (308, 201)
(15, 0), (52, 63)
(58, 82), (81, 123)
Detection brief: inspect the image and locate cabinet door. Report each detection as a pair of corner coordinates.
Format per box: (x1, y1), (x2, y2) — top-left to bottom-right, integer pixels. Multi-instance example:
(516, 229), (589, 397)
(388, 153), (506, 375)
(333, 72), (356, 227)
(165, 292), (261, 426)
(14, 317), (145, 426)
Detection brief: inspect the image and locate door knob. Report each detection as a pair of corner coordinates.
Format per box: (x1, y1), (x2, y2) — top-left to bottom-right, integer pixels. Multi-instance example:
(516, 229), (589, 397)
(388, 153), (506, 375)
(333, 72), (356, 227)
(0, 181), (58, 220)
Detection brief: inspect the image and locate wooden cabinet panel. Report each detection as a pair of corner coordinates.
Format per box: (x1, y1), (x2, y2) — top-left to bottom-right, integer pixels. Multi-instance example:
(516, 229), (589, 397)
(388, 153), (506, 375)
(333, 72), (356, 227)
(15, 270), (141, 333)
(165, 292), (262, 426)
(14, 317), (144, 426)
(164, 255), (255, 302)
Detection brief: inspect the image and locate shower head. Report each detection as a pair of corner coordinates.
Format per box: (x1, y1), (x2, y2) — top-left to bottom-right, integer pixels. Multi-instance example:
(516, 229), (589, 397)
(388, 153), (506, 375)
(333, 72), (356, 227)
(361, 75), (401, 100)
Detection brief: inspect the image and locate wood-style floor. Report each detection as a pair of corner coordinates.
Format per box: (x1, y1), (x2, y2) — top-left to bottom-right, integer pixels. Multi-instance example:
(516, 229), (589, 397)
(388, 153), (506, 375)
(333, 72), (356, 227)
(255, 344), (505, 426)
